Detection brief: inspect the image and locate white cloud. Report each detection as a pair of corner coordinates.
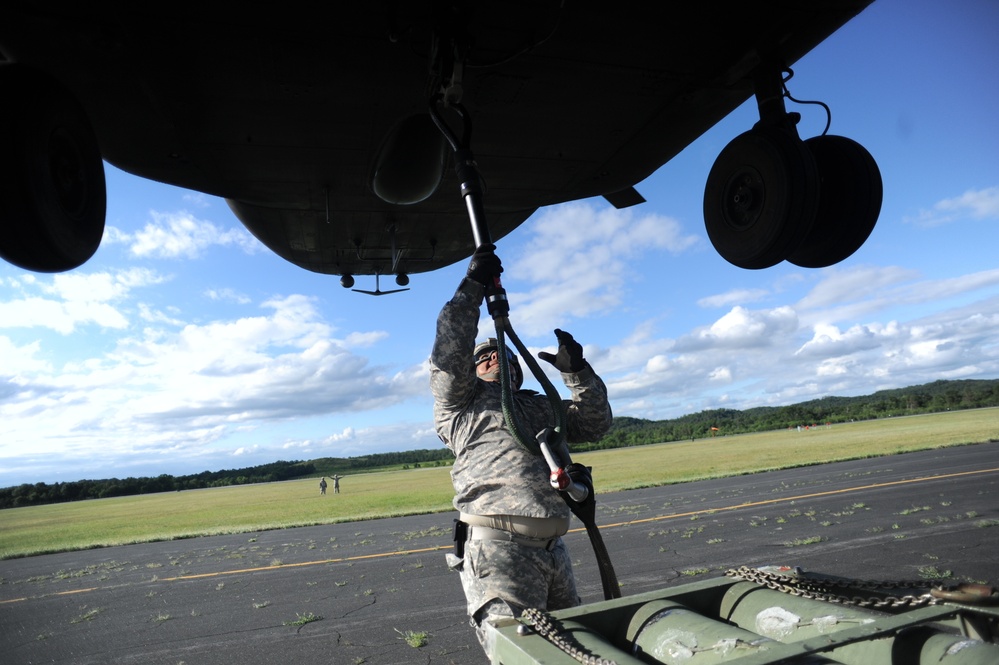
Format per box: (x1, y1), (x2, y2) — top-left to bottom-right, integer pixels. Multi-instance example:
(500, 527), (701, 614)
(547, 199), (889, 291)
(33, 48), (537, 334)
(44, 268), (165, 304)
(205, 288), (251, 304)
(181, 192), (214, 208)
(324, 427), (357, 443)
(0, 268), (164, 334)
(107, 211), (262, 259)
(588, 319), (676, 376)
(344, 331), (391, 348)
(697, 288), (770, 308)
(678, 306), (798, 351)
(796, 265), (919, 311)
(795, 266), (999, 329)
(794, 322), (882, 359)
(310, 421), (441, 458)
(599, 285), (999, 421)
(0, 337), (50, 375)
(904, 186), (999, 227)
(0, 296), (127, 334)
(137, 303), (186, 326)
(504, 201), (700, 335)
(0, 293), (424, 481)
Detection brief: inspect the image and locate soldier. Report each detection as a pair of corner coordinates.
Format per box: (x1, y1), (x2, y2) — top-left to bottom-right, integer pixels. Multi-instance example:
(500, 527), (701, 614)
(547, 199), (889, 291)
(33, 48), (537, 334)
(429, 245), (613, 653)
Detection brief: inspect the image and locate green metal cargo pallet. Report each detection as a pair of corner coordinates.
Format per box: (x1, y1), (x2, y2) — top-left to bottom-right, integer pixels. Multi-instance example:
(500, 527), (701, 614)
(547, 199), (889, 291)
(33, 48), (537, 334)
(488, 567), (999, 664)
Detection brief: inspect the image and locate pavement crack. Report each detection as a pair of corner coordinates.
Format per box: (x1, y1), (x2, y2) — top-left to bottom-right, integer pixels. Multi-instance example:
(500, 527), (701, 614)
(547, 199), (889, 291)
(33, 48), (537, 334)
(339, 595), (376, 618)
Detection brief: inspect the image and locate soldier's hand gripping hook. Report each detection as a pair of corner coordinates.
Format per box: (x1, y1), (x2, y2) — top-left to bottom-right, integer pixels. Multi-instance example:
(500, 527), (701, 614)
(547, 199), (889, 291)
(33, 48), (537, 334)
(465, 243), (509, 320)
(537, 428), (591, 504)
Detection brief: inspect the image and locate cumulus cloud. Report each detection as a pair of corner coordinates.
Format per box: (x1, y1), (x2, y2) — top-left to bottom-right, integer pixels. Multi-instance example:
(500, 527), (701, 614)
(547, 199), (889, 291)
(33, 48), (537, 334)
(106, 211), (262, 259)
(591, 319), (676, 375)
(503, 201), (700, 335)
(0, 337), (50, 375)
(904, 186), (999, 227)
(0, 293), (422, 479)
(794, 322), (881, 359)
(677, 306), (798, 351)
(0, 268), (165, 334)
(600, 283), (999, 421)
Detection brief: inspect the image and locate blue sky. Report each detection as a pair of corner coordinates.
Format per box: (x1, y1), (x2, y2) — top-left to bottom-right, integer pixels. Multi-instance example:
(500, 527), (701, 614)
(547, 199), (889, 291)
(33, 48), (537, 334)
(2, 0), (998, 487)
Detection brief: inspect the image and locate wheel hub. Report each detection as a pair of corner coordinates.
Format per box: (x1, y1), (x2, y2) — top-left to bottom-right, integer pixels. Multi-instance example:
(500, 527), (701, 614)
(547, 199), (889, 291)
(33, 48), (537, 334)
(723, 168), (763, 230)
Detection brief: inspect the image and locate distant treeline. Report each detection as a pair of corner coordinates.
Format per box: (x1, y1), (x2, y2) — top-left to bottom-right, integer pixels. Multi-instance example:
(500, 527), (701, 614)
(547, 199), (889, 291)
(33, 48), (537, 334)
(578, 378), (999, 452)
(3, 378), (997, 509)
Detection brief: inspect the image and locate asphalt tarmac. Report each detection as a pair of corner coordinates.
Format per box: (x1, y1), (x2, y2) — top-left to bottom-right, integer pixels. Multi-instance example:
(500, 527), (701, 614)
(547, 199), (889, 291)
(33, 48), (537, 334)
(2, 441), (997, 665)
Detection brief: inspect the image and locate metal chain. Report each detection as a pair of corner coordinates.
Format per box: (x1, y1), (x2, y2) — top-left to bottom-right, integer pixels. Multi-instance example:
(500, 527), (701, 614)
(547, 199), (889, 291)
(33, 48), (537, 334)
(520, 608), (619, 665)
(724, 566), (960, 609)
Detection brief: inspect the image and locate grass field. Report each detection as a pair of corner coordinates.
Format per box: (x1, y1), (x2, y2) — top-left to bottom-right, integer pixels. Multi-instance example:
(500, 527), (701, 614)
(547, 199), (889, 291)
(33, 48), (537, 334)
(1, 408), (996, 560)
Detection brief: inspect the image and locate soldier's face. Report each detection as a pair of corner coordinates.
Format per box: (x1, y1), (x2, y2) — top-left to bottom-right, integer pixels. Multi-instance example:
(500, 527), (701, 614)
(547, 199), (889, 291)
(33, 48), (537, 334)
(475, 349), (501, 382)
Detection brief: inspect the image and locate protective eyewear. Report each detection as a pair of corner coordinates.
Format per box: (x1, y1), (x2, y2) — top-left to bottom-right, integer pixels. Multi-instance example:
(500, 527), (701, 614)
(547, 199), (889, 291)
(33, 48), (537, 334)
(474, 347), (515, 367)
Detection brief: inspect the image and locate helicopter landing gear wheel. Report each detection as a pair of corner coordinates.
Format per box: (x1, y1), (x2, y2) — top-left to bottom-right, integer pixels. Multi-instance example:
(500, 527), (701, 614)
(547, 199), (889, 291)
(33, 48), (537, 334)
(703, 125), (820, 270)
(0, 65), (106, 272)
(787, 135), (882, 268)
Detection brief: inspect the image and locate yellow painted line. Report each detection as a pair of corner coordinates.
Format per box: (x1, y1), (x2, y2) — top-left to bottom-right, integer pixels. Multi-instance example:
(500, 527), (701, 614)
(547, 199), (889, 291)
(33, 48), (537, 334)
(160, 545), (450, 580)
(3, 466), (996, 605)
(0, 587), (99, 605)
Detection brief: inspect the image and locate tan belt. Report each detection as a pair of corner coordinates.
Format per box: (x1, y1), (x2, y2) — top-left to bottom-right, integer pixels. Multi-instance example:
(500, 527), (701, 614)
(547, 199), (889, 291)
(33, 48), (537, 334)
(466, 525), (558, 550)
(459, 512), (569, 539)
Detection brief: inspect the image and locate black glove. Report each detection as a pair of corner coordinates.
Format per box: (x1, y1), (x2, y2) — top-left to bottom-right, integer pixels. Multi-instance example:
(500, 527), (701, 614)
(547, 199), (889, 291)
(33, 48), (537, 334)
(466, 244), (502, 286)
(538, 329), (586, 373)
(561, 463), (596, 522)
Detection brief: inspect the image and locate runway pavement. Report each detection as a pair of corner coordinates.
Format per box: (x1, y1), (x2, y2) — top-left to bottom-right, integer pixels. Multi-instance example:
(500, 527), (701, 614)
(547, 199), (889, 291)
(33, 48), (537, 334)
(2, 441), (997, 664)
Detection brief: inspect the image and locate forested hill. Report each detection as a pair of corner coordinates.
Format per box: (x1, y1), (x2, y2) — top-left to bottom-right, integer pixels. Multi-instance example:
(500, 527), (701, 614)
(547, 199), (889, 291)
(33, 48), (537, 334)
(3, 378), (997, 509)
(582, 378), (999, 452)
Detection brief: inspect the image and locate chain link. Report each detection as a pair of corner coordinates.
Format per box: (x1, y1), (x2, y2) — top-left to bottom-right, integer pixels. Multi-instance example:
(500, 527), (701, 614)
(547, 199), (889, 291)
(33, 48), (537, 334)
(724, 566), (960, 609)
(520, 608), (619, 665)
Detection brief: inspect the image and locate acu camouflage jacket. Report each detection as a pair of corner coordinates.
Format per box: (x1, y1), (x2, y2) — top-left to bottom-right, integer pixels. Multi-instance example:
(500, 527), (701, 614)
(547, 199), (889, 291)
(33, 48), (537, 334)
(430, 278), (613, 519)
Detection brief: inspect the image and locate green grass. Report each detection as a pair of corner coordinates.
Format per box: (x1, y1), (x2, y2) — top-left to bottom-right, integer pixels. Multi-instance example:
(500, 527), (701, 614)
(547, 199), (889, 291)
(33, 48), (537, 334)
(1, 408), (995, 559)
(396, 628), (430, 648)
(284, 612), (323, 627)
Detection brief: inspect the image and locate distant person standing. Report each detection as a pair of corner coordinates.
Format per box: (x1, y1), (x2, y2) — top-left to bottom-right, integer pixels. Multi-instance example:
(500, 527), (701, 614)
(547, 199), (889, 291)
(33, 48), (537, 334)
(332, 475), (341, 494)
(319, 477), (327, 495)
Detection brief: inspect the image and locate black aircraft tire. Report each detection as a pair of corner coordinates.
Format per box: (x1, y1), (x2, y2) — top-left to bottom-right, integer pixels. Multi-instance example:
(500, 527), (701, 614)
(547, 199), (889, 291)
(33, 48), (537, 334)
(703, 126), (820, 270)
(788, 135), (883, 268)
(0, 65), (106, 273)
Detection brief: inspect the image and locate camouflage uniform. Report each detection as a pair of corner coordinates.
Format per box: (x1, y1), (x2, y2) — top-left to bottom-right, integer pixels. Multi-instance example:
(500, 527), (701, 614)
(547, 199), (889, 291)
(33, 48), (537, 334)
(430, 277), (613, 650)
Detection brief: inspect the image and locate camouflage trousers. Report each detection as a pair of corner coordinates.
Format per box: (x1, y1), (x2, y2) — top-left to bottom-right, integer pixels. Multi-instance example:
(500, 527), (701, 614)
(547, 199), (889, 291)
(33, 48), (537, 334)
(447, 536), (580, 653)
